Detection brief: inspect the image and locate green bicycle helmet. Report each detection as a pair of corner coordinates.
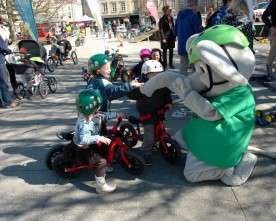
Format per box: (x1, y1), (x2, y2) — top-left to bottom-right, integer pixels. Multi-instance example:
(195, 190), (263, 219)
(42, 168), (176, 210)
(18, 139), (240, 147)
(76, 89), (103, 115)
(88, 53), (111, 74)
(188, 25), (249, 64)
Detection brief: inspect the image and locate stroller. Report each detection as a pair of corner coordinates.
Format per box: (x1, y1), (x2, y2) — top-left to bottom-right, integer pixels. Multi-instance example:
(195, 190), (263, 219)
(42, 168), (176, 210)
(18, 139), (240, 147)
(10, 40), (57, 99)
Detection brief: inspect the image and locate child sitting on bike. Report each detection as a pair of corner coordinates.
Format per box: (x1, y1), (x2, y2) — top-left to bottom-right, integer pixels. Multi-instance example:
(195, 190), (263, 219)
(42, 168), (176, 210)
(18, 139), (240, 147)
(131, 49), (151, 80)
(127, 60), (173, 165)
(71, 88), (117, 194)
(151, 48), (166, 70)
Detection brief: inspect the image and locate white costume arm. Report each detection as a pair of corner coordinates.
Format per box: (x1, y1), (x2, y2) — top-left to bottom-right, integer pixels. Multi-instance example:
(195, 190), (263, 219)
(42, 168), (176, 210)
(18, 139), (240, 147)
(171, 77), (222, 121)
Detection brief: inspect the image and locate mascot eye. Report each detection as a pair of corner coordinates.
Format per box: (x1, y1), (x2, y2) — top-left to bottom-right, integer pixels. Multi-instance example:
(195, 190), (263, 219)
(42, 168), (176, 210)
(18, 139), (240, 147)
(200, 67), (205, 73)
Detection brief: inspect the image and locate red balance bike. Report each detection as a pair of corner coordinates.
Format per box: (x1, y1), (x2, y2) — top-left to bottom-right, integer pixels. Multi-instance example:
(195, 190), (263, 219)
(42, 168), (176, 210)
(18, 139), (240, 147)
(119, 109), (181, 164)
(45, 117), (145, 179)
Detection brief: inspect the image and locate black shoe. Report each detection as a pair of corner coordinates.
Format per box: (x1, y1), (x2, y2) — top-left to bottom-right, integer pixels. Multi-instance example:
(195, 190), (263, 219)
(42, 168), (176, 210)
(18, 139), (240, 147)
(144, 155), (153, 166)
(169, 65), (175, 69)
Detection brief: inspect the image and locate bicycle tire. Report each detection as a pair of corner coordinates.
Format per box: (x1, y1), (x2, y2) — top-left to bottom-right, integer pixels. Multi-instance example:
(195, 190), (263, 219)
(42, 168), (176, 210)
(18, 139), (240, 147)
(119, 123), (138, 147)
(159, 137), (181, 164)
(44, 144), (64, 170)
(52, 154), (81, 179)
(38, 81), (48, 99)
(46, 57), (56, 72)
(15, 83), (25, 100)
(71, 51), (78, 64)
(48, 77), (57, 93)
(118, 150), (145, 175)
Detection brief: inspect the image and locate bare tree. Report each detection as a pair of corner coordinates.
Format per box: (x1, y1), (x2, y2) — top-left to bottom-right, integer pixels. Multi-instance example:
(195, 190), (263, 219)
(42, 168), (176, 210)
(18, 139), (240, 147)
(0, 0), (67, 40)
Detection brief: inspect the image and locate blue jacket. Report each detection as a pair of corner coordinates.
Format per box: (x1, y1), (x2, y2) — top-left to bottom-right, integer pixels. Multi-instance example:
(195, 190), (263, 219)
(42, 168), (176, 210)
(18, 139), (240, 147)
(0, 35), (11, 64)
(211, 5), (227, 25)
(174, 9), (201, 55)
(87, 75), (133, 111)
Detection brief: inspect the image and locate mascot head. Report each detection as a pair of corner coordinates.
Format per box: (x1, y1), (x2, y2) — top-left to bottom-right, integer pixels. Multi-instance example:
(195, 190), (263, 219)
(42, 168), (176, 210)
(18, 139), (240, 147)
(186, 25), (255, 97)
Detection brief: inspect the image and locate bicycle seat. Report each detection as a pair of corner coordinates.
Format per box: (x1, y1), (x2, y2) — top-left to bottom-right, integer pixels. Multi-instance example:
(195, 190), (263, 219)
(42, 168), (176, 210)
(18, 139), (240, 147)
(127, 114), (140, 124)
(56, 130), (75, 140)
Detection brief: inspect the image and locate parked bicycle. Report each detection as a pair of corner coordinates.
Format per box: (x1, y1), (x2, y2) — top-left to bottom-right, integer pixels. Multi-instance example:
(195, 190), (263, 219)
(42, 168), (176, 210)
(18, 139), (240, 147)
(46, 37), (78, 72)
(119, 108), (182, 164)
(105, 48), (131, 83)
(45, 116), (146, 178)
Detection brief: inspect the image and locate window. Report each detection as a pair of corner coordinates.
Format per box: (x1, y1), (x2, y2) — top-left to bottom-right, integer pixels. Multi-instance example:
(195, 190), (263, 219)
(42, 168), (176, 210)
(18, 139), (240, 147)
(121, 2), (126, 12)
(171, 0), (176, 8)
(162, 0), (166, 7)
(103, 3), (108, 13)
(154, 0), (158, 9)
(111, 2), (117, 12)
(134, 1), (138, 11)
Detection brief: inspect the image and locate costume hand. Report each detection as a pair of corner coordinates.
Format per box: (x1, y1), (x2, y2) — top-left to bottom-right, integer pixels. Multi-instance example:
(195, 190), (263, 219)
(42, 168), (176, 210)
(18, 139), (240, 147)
(171, 77), (193, 101)
(117, 112), (125, 118)
(98, 136), (111, 145)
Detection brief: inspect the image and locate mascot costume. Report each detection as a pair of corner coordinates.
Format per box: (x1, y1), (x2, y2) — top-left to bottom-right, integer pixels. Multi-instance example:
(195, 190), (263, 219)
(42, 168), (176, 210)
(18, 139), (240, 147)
(140, 25), (276, 186)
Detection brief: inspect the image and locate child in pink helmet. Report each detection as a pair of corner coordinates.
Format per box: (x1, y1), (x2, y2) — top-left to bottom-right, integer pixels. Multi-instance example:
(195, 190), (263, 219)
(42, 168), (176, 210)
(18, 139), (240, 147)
(131, 48), (152, 80)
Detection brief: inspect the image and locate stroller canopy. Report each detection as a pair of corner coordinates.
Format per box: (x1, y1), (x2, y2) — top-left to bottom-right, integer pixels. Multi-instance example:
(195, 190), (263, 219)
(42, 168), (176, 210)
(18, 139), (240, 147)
(18, 39), (47, 62)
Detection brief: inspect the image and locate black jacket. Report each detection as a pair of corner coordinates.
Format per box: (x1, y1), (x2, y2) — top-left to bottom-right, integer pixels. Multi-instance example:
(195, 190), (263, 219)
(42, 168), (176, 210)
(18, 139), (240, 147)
(159, 15), (175, 49)
(127, 87), (172, 124)
(262, 0), (276, 29)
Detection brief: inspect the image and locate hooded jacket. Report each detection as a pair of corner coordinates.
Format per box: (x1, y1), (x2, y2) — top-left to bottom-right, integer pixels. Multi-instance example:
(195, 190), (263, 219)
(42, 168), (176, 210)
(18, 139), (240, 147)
(174, 9), (201, 55)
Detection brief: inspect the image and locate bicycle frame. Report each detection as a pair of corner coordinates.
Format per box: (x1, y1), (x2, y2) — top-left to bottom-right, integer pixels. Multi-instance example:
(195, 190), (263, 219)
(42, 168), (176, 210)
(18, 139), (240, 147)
(65, 116), (134, 172)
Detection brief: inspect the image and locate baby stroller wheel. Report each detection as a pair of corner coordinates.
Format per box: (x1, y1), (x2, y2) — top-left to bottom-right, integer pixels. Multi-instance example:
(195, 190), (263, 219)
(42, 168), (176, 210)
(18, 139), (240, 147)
(38, 81), (48, 99)
(48, 77), (57, 93)
(44, 144), (64, 170)
(15, 83), (26, 100)
(52, 154), (81, 179)
(118, 150), (145, 175)
(71, 51), (78, 64)
(46, 57), (56, 72)
(159, 137), (181, 164)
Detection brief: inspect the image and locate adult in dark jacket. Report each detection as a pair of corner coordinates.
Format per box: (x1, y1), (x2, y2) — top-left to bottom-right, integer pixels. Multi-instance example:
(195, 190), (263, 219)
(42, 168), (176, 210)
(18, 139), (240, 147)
(262, 0), (276, 77)
(0, 35), (17, 108)
(174, 0), (201, 75)
(159, 5), (175, 69)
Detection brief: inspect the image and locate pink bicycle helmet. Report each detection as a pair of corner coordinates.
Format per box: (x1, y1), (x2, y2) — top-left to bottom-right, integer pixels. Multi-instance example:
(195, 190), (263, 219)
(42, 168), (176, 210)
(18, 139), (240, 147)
(139, 49), (151, 58)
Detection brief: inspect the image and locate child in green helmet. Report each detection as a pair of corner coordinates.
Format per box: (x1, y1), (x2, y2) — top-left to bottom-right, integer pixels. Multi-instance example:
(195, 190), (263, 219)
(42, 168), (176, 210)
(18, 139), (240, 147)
(86, 53), (144, 113)
(71, 88), (117, 194)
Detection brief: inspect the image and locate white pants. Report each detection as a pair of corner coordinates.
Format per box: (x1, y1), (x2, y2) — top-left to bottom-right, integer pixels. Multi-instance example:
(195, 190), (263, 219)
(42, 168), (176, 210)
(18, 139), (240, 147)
(174, 129), (257, 186)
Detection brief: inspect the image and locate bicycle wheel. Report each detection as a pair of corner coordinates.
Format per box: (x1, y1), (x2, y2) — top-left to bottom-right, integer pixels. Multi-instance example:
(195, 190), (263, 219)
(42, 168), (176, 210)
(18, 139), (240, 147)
(44, 144), (64, 170)
(15, 83), (25, 100)
(46, 57), (56, 72)
(71, 51), (78, 64)
(121, 69), (132, 83)
(38, 81), (48, 99)
(52, 154), (81, 179)
(118, 150), (145, 175)
(75, 39), (80, 47)
(119, 123), (138, 147)
(159, 137), (181, 164)
(48, 77), (57, 93)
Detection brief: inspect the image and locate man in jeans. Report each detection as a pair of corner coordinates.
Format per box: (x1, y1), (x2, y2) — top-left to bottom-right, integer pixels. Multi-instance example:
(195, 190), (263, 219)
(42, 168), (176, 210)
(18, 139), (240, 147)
(262, 0), (276, 78)
(174, 0), (201, 76)
(0, 35), (17, 108)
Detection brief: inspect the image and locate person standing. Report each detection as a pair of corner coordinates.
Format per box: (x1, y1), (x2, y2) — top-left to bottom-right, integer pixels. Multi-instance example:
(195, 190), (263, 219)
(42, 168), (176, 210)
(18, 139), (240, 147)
(159, 5), (175, 69)
(205, 6), (214, 28)
(262, 0), (276, 77)
(174, 0), (201, 75)
(0, 34), (18, 108)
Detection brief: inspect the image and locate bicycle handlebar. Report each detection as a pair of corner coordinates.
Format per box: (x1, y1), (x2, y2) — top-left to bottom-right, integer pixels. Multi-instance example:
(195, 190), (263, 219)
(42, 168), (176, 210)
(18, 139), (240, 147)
(139, 108), (169, 122)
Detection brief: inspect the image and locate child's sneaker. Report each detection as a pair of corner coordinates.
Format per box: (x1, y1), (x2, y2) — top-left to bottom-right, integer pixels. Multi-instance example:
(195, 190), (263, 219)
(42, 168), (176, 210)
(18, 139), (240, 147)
(106, 166), (114, 173)
(143, 155), (153, 166)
